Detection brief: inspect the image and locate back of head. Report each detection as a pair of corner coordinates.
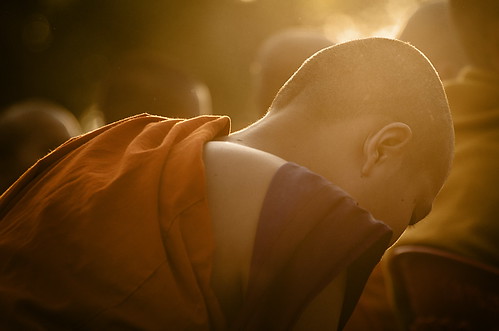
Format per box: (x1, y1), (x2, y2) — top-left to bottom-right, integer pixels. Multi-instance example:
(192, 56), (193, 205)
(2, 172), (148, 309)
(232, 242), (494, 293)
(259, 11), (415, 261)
(449, 0), (499, 74)
(252, 28), (334, 116)
(398, 0), (468, 80)
(97, 51), (211, 123)
(0, 99), (82, 192)
(271, 37), (454, 179)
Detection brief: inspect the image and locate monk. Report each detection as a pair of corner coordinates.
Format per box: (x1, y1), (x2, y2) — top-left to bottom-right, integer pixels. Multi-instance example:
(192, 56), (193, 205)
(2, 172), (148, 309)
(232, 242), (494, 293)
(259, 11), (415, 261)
(0, 37), (454, 330)
(397, 0), (468, 81)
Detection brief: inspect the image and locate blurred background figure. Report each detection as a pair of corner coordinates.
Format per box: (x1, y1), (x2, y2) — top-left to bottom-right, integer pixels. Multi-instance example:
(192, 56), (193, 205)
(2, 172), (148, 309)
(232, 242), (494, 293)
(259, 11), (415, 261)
(250, 28), (334, 118)
(397, 0), (468, 81)
(0, 0), (435, 134)
(0, 99), (82, 193)
(400, 0), (499, 268)
(81, 51), (212, 131)
(345, 0), (499, 329)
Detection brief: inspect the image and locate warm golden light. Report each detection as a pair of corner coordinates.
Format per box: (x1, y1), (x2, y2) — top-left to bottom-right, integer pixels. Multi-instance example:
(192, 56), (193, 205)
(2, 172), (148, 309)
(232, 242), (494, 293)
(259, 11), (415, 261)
(323, 0), (420, 43)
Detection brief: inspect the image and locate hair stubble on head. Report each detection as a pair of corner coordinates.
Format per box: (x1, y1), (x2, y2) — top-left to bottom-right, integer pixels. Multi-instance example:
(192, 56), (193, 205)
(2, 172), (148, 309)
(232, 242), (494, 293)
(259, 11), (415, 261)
(270, 37), (455, 181)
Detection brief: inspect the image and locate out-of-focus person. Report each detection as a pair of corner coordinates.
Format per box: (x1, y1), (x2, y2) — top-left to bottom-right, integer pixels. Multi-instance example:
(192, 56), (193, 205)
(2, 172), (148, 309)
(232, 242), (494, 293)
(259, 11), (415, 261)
(0, 99), (82, 193)
(81, 51), (211, 132)
(251, 28), (334, 118)
(397, 0), (468, 81)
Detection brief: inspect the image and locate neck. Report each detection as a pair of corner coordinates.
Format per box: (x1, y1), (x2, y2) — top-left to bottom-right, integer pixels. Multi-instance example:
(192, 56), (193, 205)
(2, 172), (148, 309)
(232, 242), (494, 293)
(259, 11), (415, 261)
(225, 111), (307, 162)
(224, 110), (387, 189)
(225, 110), (347, 183)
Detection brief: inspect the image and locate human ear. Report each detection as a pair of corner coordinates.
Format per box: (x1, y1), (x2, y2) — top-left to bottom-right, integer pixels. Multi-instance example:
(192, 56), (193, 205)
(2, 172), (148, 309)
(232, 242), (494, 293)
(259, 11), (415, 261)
(361, 122), (412, 176)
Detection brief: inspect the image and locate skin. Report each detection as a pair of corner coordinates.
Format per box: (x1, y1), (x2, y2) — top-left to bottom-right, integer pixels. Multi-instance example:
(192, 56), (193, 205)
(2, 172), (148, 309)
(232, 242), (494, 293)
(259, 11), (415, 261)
(203, 106), (446, 329)
(203, 37), (453, 330)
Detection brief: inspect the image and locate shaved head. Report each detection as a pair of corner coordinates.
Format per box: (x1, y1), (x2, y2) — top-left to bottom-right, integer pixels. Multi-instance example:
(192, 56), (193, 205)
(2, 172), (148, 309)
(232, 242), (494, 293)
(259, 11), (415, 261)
(271, 37), (454, 182)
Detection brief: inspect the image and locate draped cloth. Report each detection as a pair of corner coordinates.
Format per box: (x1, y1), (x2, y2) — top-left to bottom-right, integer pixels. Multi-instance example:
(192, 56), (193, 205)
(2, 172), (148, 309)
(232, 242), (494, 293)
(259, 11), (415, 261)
(0, 114), (230, 330)
(0, 114), (391, 330)
(233, 163), (392, 330)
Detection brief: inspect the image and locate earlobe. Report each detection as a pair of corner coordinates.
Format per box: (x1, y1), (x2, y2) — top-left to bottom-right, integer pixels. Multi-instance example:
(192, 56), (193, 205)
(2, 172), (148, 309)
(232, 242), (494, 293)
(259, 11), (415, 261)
(361, 122), (412, 176)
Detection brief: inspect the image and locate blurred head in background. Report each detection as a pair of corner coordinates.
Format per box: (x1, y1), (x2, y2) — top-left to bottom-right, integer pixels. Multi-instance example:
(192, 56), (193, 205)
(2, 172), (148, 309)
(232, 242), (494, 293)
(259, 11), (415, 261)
(398, 0), (468, 81)
(449, 0), (499, 75)
(0, 99), (82, 193)
(251, 28), (334, 118)
(96, 51), (212, 124)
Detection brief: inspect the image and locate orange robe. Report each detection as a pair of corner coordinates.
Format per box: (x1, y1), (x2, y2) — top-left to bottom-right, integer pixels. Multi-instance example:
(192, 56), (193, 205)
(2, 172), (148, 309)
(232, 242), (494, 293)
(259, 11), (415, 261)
(0, 114), (230, 330)
(0, 114), (392, 330)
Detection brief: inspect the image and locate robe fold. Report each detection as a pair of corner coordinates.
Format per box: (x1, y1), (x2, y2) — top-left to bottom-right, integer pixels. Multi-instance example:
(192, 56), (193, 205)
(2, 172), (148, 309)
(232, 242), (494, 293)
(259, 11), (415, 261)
(0, 114), (391, 330)
(0, 114), (230, 330)
(233, 162), (392, 330)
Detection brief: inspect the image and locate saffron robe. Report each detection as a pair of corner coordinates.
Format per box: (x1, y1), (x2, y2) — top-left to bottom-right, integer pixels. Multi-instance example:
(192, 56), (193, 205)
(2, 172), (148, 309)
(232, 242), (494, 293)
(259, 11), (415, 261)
(0, 114), (391, 330)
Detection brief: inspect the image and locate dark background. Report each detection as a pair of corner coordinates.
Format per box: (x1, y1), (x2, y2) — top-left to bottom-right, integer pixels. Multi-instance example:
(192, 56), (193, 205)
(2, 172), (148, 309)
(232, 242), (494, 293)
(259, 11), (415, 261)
(0, 0), (422, 129)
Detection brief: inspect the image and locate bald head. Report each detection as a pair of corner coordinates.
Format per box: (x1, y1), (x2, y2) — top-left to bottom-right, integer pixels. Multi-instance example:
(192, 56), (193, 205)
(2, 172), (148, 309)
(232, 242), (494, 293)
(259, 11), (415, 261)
(229, 38), (454, 235)
(271, 37), (454, 179)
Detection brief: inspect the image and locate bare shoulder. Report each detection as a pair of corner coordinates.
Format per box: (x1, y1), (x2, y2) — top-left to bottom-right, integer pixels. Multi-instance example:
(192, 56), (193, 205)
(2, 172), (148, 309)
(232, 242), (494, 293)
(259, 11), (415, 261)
(203, 140), (286, 180)
(203, 141), (287, 319)
(203, 140), (287, 247)
(204, 141), (347, 328)
(203, 141), (287, 221)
